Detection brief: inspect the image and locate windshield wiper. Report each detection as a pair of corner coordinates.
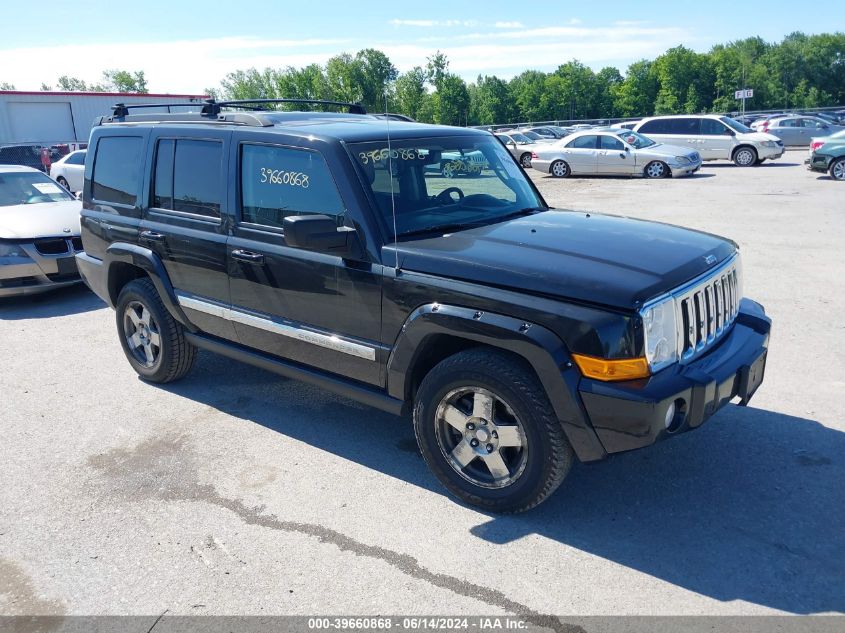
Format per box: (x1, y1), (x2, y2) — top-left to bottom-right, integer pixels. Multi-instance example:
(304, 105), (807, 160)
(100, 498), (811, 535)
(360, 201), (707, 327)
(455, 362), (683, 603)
(398, 207), (546, 239)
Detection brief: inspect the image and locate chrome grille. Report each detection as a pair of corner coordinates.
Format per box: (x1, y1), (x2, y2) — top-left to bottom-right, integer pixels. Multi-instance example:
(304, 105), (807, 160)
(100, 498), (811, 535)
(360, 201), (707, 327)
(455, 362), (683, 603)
(676, 257), (741, 361)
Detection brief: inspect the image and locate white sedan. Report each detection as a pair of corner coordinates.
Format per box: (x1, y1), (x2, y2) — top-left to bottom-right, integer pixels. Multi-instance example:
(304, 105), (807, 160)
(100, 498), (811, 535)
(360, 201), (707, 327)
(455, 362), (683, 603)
(49, 149), (86, 192)
(0, 165), (83, 296)
(531, 129), (702, 178)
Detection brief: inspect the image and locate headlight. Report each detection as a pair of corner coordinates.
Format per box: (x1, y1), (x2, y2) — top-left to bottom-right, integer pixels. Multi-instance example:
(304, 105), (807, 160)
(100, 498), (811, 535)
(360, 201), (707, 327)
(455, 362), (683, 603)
(640, 297), (678, 372)
(0, 242), (30, 260)
(760, 141), (778, 148)
(673, 156), (691, 165)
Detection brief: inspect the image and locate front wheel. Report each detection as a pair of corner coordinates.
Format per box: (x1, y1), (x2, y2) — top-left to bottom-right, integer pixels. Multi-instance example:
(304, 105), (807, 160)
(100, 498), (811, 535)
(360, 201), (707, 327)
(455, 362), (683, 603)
(413, 348), (574, 513)
(115, 278), (196, 383)
(644, 161), (669, 178)
(519, 153), (532, 168)
(733, 146), (757, 167)
(829, 157), (845, 181)
(57, 176), (70, 190)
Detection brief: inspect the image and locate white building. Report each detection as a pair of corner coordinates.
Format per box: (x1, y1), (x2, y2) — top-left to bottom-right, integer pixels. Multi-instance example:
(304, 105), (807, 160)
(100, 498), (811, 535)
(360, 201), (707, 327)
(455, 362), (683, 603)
(0, 91), (208, 145)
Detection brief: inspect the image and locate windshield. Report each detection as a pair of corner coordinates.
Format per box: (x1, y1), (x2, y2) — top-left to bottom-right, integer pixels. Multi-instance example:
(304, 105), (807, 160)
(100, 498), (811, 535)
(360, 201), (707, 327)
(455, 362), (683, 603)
(507, 133), (533, 144)
(521, 131), (542, 140)
(721, 116), (752, 134)
(616, 130), (656, 149)
(350, 135), (546, 240)
(0, 171), (75, 207)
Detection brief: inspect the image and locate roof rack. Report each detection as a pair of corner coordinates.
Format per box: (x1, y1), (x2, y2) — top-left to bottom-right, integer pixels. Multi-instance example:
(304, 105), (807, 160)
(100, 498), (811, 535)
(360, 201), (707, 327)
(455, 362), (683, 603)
(111, 98), (367, 118)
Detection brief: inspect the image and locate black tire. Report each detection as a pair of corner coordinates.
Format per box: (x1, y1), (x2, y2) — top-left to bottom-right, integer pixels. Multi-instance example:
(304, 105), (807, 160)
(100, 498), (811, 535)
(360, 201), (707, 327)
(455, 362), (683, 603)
(733, 146), (757, 167)
(829, 157), (845, 181)
(550, 160), (570, 178)
(57, 176), (70, 190)
(644, 160), (669, 179)
(413, 348), (574, 513)
(519, 153), (532, 168)
(115, 278), (196, 383)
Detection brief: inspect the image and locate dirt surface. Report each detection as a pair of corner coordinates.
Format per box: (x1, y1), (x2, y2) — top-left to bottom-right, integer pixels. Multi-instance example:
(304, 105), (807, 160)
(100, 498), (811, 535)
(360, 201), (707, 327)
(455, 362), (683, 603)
(1, 150), (843, 622)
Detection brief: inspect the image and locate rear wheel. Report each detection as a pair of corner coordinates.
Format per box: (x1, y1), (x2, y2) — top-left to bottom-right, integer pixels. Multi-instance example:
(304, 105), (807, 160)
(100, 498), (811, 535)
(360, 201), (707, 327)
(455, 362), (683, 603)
(413, 348), (574, 513)
(644, 160), (669, 178)
(550, 160), (570, 178)
(115, 278), (196, 383)
(829, 157), (845, 181)
(733, 146), (757, 167)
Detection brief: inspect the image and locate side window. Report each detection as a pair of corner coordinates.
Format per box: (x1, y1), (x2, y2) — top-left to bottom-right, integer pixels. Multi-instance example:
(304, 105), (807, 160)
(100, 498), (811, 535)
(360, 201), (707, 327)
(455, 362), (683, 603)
(638, 120), (666, 134)
(777, 119), (797, 128)
(567, 135), (597, 149)
(672, 118), (701, 135)
(700, 119), (728, 135)
(152, 139), (222, 217)
(92, 136), (143, 206)
(800, 118), (823, 129)
(66, 152), (85, 166)
(600, 135), (624, 150)
(240, 144), (345, 229)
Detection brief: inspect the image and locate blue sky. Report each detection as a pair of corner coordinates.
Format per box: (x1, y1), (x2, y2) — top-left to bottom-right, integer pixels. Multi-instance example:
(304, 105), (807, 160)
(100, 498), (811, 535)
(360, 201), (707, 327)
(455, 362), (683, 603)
(1, 1), (836, 93)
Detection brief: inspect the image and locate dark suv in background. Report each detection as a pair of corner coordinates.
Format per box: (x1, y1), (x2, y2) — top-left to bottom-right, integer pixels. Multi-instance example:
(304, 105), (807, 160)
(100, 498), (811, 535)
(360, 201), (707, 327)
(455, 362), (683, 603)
(76, 100), (771, 512)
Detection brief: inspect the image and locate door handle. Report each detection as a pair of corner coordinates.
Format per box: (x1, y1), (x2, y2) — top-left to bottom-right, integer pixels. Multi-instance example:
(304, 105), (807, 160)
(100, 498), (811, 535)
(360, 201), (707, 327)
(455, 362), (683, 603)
(140, 230), (165, 243)
(231, 249), (265, 265)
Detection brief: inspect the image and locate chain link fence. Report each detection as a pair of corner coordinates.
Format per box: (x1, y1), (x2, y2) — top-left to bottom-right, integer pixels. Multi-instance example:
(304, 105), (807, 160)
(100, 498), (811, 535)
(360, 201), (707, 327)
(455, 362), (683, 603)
(0, 141), (88, 172)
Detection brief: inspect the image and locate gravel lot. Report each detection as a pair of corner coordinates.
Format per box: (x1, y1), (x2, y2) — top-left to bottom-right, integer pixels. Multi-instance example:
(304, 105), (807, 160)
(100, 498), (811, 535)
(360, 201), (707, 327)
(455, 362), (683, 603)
(1, 150), (843, 623)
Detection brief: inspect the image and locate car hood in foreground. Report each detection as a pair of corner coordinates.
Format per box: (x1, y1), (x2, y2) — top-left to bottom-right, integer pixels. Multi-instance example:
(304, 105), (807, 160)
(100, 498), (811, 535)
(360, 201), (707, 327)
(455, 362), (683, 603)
(0, 200), (82, 239)
(386, 210), (736, 310)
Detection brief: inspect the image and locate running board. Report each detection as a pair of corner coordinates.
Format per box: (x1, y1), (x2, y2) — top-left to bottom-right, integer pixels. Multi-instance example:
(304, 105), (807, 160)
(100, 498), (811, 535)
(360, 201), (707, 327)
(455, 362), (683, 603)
(184, 332), (406, 416)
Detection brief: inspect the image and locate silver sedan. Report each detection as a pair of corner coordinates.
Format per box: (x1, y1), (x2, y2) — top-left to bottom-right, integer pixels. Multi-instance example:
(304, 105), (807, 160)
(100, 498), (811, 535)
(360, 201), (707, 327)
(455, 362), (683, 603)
(531, 129), (702, 178)
(494, 132), (537, 168)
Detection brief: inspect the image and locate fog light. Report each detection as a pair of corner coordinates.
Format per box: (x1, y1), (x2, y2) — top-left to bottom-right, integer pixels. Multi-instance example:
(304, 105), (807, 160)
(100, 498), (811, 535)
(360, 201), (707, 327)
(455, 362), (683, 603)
(664, 402), (676, 429)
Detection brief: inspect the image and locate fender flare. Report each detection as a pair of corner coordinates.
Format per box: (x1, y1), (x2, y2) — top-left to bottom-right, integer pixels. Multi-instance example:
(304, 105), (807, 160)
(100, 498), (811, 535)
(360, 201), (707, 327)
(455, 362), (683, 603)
(387, 303), (607, 462)
(104, 242), (195, 331)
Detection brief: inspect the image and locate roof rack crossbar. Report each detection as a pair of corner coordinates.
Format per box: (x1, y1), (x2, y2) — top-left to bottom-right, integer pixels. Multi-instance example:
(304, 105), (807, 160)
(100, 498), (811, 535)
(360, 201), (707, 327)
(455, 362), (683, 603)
(111, 99), (366, 118)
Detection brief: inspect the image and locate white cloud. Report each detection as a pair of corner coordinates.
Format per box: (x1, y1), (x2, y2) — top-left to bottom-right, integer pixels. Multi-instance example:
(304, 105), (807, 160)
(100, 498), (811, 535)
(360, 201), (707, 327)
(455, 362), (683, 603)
(494, 21), (525, 29)
(389, 19), (479, 28)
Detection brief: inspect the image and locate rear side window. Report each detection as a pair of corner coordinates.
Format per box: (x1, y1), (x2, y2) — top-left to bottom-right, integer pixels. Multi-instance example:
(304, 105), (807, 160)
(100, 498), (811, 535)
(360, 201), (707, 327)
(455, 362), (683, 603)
(240, 144), (345, 229)
(567, 135), (598, 149)
(152, 139), (222, 217)
(92, 136), (143, 206)
(65, 152), (86, 166)
(638, 120), (667, 134)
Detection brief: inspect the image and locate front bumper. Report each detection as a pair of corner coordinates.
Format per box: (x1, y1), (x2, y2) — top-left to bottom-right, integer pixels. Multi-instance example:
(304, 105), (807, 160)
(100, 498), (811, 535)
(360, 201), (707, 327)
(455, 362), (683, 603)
(669, 160), (701, 177)
(758, 144), (785, 160)
(578, 298), (771, 455)
(0, 241), (82, 298)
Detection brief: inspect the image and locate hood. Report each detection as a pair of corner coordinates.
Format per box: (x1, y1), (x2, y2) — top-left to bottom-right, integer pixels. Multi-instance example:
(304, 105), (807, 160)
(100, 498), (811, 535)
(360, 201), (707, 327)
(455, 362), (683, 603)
(639, 143), (699, 159)
(385, 211), (736, 310)
(738, 131), (780, 143)
(0, 200), (82, 239)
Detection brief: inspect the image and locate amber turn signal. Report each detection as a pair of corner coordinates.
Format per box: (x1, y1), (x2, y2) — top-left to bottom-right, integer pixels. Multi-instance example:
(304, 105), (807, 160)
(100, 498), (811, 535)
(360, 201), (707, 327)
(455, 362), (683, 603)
(571, 354), (651, 381)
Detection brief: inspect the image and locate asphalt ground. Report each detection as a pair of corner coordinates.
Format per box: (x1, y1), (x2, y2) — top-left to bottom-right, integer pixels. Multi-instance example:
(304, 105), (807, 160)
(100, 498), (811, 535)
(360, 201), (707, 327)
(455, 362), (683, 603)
(1, 149), (843, 625)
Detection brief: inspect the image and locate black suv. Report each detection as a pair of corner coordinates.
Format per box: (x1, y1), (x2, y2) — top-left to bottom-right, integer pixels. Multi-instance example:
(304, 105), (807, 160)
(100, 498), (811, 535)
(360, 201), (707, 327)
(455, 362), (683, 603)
(76, 99), (771, 512)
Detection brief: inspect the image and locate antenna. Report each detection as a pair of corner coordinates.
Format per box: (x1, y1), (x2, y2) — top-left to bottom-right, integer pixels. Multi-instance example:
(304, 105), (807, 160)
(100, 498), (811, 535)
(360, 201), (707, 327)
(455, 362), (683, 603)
(385, 92), (399, 271)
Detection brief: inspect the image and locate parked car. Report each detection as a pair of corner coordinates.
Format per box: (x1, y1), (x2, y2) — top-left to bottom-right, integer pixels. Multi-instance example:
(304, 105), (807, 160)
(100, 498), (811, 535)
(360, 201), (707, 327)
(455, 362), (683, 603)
(0, 165), (83, 296)
(523, 126), (569, 139)
(75, 99), (770, 512)
(494, 132), (535, 167)
(633, 115), (784, 166)
(760, 116), (845, 147)
(49, 149), (87, 192)
(806, 129), (845, 180)
(531, 129), (702, 178)
(610, 120), (640, 130)
(516, 130), (556, 144)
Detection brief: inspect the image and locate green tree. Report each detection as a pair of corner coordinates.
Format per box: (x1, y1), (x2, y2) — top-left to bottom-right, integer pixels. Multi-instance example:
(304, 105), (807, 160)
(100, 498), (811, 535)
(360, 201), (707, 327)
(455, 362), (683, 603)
(103, 69), (148, 93)
(355, 49), (398, 112)
(394, 67), (429, 121)
(325, 53), (364, 104)
(508, 70), (549, 122)
(652, 46), (714, 114)
(614, 60), (658, 117)
(470, 75), (512, 125)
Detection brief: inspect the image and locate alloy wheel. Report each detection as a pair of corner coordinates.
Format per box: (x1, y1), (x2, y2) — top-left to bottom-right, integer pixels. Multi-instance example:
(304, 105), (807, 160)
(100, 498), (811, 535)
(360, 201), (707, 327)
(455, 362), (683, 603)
(832, 159), (845, 181)
(123, 300), (161, 368)
(434, 387), (528, 489)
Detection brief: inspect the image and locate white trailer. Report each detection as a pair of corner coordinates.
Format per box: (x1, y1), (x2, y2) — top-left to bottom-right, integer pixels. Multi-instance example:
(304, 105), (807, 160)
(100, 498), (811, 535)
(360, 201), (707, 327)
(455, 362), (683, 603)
(0, 91), (208, 145)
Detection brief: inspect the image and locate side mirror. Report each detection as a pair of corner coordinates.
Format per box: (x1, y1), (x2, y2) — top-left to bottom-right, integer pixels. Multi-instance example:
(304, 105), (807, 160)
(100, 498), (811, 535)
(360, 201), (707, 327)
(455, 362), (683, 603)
(283, 215), (361, 258)
(625, 146), (630, 152)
